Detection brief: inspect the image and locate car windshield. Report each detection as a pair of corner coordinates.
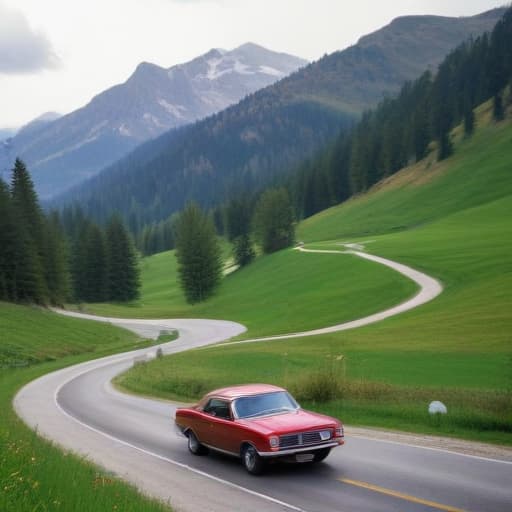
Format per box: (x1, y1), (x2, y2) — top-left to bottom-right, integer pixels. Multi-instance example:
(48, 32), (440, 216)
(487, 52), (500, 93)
(233, 391), (299, 419)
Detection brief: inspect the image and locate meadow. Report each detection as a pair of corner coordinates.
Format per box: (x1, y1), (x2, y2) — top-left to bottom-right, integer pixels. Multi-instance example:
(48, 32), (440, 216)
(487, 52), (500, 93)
(83, 244), (417, 339)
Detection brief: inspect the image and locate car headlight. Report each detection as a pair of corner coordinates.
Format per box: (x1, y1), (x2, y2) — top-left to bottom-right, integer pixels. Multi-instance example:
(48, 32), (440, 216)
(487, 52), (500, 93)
(269, 436), (279, 448)
(320, 430), (331, 441)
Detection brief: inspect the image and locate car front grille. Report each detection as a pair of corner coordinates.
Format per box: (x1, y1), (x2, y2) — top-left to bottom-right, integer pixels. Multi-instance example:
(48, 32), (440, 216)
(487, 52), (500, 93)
(279, 430), (330, 449)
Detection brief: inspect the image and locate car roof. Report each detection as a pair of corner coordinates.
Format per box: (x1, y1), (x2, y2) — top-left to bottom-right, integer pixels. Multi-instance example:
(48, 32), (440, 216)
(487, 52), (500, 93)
(206, 384), (285, 400)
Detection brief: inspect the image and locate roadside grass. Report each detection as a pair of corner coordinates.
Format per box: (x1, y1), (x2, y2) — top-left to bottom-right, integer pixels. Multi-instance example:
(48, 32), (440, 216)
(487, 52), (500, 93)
(81, 247), (417, 338)
(115, 113), (512, 445)
(0, 302), (141, 368)
(0, 303), (170, 512)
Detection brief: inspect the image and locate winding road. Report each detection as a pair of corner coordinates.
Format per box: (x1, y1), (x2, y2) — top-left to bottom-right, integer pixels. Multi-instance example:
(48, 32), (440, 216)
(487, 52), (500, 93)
(14, 249), (512, 512)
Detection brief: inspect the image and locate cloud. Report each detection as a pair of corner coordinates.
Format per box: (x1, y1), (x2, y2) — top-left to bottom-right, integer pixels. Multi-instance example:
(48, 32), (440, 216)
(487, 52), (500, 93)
(0, 2), (60, 74)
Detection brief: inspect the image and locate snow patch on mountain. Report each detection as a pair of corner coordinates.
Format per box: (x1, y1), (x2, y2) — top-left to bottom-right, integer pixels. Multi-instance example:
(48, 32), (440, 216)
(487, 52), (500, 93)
(143, 113), (166, 128)
(204, 56), (258, 80)
(34, 134), (100, 166)
(158, 99), (187, 119)
(88, 120), (108, 137)
(118, 124), (131, 137)
(259, 65), (284, 77)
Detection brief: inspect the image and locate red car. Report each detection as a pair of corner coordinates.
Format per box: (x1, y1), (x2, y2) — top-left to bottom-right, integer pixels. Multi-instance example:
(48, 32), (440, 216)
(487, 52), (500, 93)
(174, 383), (344, 474)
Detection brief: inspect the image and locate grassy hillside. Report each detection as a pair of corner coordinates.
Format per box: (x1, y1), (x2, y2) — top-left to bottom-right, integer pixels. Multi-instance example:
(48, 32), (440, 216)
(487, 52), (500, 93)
(84, 244), (417, 338)
(297, 101), (511, 241)
(0, 303), (169, 512)
(0, 303), (141, 368)
(117, 107), (512, 444)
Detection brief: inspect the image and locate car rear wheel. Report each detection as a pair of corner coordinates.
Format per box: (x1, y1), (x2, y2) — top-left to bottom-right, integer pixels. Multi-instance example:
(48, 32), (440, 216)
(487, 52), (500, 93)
(187, 431), (208, 455)
(312, 447), (331, 463)
(242, 445), (265, 475)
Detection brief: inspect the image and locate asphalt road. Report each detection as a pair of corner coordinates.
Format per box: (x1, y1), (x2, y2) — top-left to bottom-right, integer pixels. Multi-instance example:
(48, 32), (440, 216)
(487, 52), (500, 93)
(13, 251), (512, 512)
(15, 327), (512, 512)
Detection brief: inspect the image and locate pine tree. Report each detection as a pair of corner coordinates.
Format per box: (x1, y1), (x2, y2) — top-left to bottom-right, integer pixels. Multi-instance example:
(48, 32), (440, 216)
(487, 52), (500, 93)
(464, 105), (475, 136)
(72, 222), (108, 303)
(253, 188), (295, 254)
(493, 92), (505, 121)
(106, 215), (140, 301)
(44, 212), (71, 305)
(232, 234), (255, 267)
(226, 197), (253, 242)
(0, 179), (16, 300)
(10, 159), (47, 303)
(175, 202), (222, 304)
(438, 131), (453, 161)
(226, 197), (255, 267)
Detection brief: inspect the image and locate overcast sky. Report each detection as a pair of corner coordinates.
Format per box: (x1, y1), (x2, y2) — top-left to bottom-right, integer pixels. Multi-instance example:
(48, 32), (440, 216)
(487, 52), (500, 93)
(0, 0), (507, 129)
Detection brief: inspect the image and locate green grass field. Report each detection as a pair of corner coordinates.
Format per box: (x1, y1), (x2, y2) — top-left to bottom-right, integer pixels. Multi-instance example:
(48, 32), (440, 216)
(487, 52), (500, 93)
(0, 303), (141, 368)
(116, 105), (512, 445)
(0, 303), (170, 512)
(82, 244), (417, 339)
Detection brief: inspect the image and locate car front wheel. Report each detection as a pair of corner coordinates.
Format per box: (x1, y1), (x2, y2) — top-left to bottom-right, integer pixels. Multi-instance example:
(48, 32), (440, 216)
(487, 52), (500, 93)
(242, 445), (265, 475)
(312, 447), (331, 463)
(187, 431), (208, 455)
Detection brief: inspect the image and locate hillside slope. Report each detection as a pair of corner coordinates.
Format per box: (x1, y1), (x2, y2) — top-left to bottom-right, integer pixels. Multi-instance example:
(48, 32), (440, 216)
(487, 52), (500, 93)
(58, 9), (505, 225)
(297, 100), (512, 241)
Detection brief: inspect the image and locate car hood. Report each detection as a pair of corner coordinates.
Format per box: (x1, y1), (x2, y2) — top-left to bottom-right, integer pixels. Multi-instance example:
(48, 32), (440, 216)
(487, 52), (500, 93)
(237, 409), (336, 435)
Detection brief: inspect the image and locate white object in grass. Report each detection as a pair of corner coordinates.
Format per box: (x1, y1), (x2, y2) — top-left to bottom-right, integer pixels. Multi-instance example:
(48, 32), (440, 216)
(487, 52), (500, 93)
(428, 401), (448, 414)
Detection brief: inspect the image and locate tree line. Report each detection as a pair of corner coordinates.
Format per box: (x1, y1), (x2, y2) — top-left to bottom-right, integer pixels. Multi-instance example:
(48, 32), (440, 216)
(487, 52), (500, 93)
(289, 7), (512, 219)
(0, 159), (140, 306)
(55, 82), (349, 233)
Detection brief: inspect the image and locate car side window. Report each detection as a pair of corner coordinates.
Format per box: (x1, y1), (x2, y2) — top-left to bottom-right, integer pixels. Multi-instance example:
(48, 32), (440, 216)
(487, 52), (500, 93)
(203, 398), (232, 420)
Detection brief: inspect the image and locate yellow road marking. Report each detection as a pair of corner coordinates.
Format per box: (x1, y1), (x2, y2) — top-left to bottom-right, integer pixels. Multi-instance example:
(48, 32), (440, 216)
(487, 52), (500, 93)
(338, 478), (467, 512)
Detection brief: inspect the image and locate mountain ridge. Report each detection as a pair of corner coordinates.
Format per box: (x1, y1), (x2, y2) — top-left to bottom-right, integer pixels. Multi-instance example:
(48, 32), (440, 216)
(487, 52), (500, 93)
(1, 43), (307, 198)
(58, 8), (506, 227)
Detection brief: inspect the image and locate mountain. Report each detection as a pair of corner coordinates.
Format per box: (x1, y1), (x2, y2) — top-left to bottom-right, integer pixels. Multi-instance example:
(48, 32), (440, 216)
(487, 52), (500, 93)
(15, 112), (61, 138)
(1, 113), (61, 174)
(1, 44), (306, 198)
(274, 8), (507, 114)
(60, 8), (505, 228)
(0, 128), (16, 141)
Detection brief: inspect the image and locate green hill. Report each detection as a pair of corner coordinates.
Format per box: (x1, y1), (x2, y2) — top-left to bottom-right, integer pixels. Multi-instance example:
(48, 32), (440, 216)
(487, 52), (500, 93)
(84, 243), (417, 338)
(115, 103), (512, 444)
(297, 101), (512, 241)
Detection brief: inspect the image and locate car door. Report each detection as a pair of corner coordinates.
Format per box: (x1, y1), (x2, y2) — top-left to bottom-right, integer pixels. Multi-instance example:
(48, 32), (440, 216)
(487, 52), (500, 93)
(198, 398), (240, 453)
